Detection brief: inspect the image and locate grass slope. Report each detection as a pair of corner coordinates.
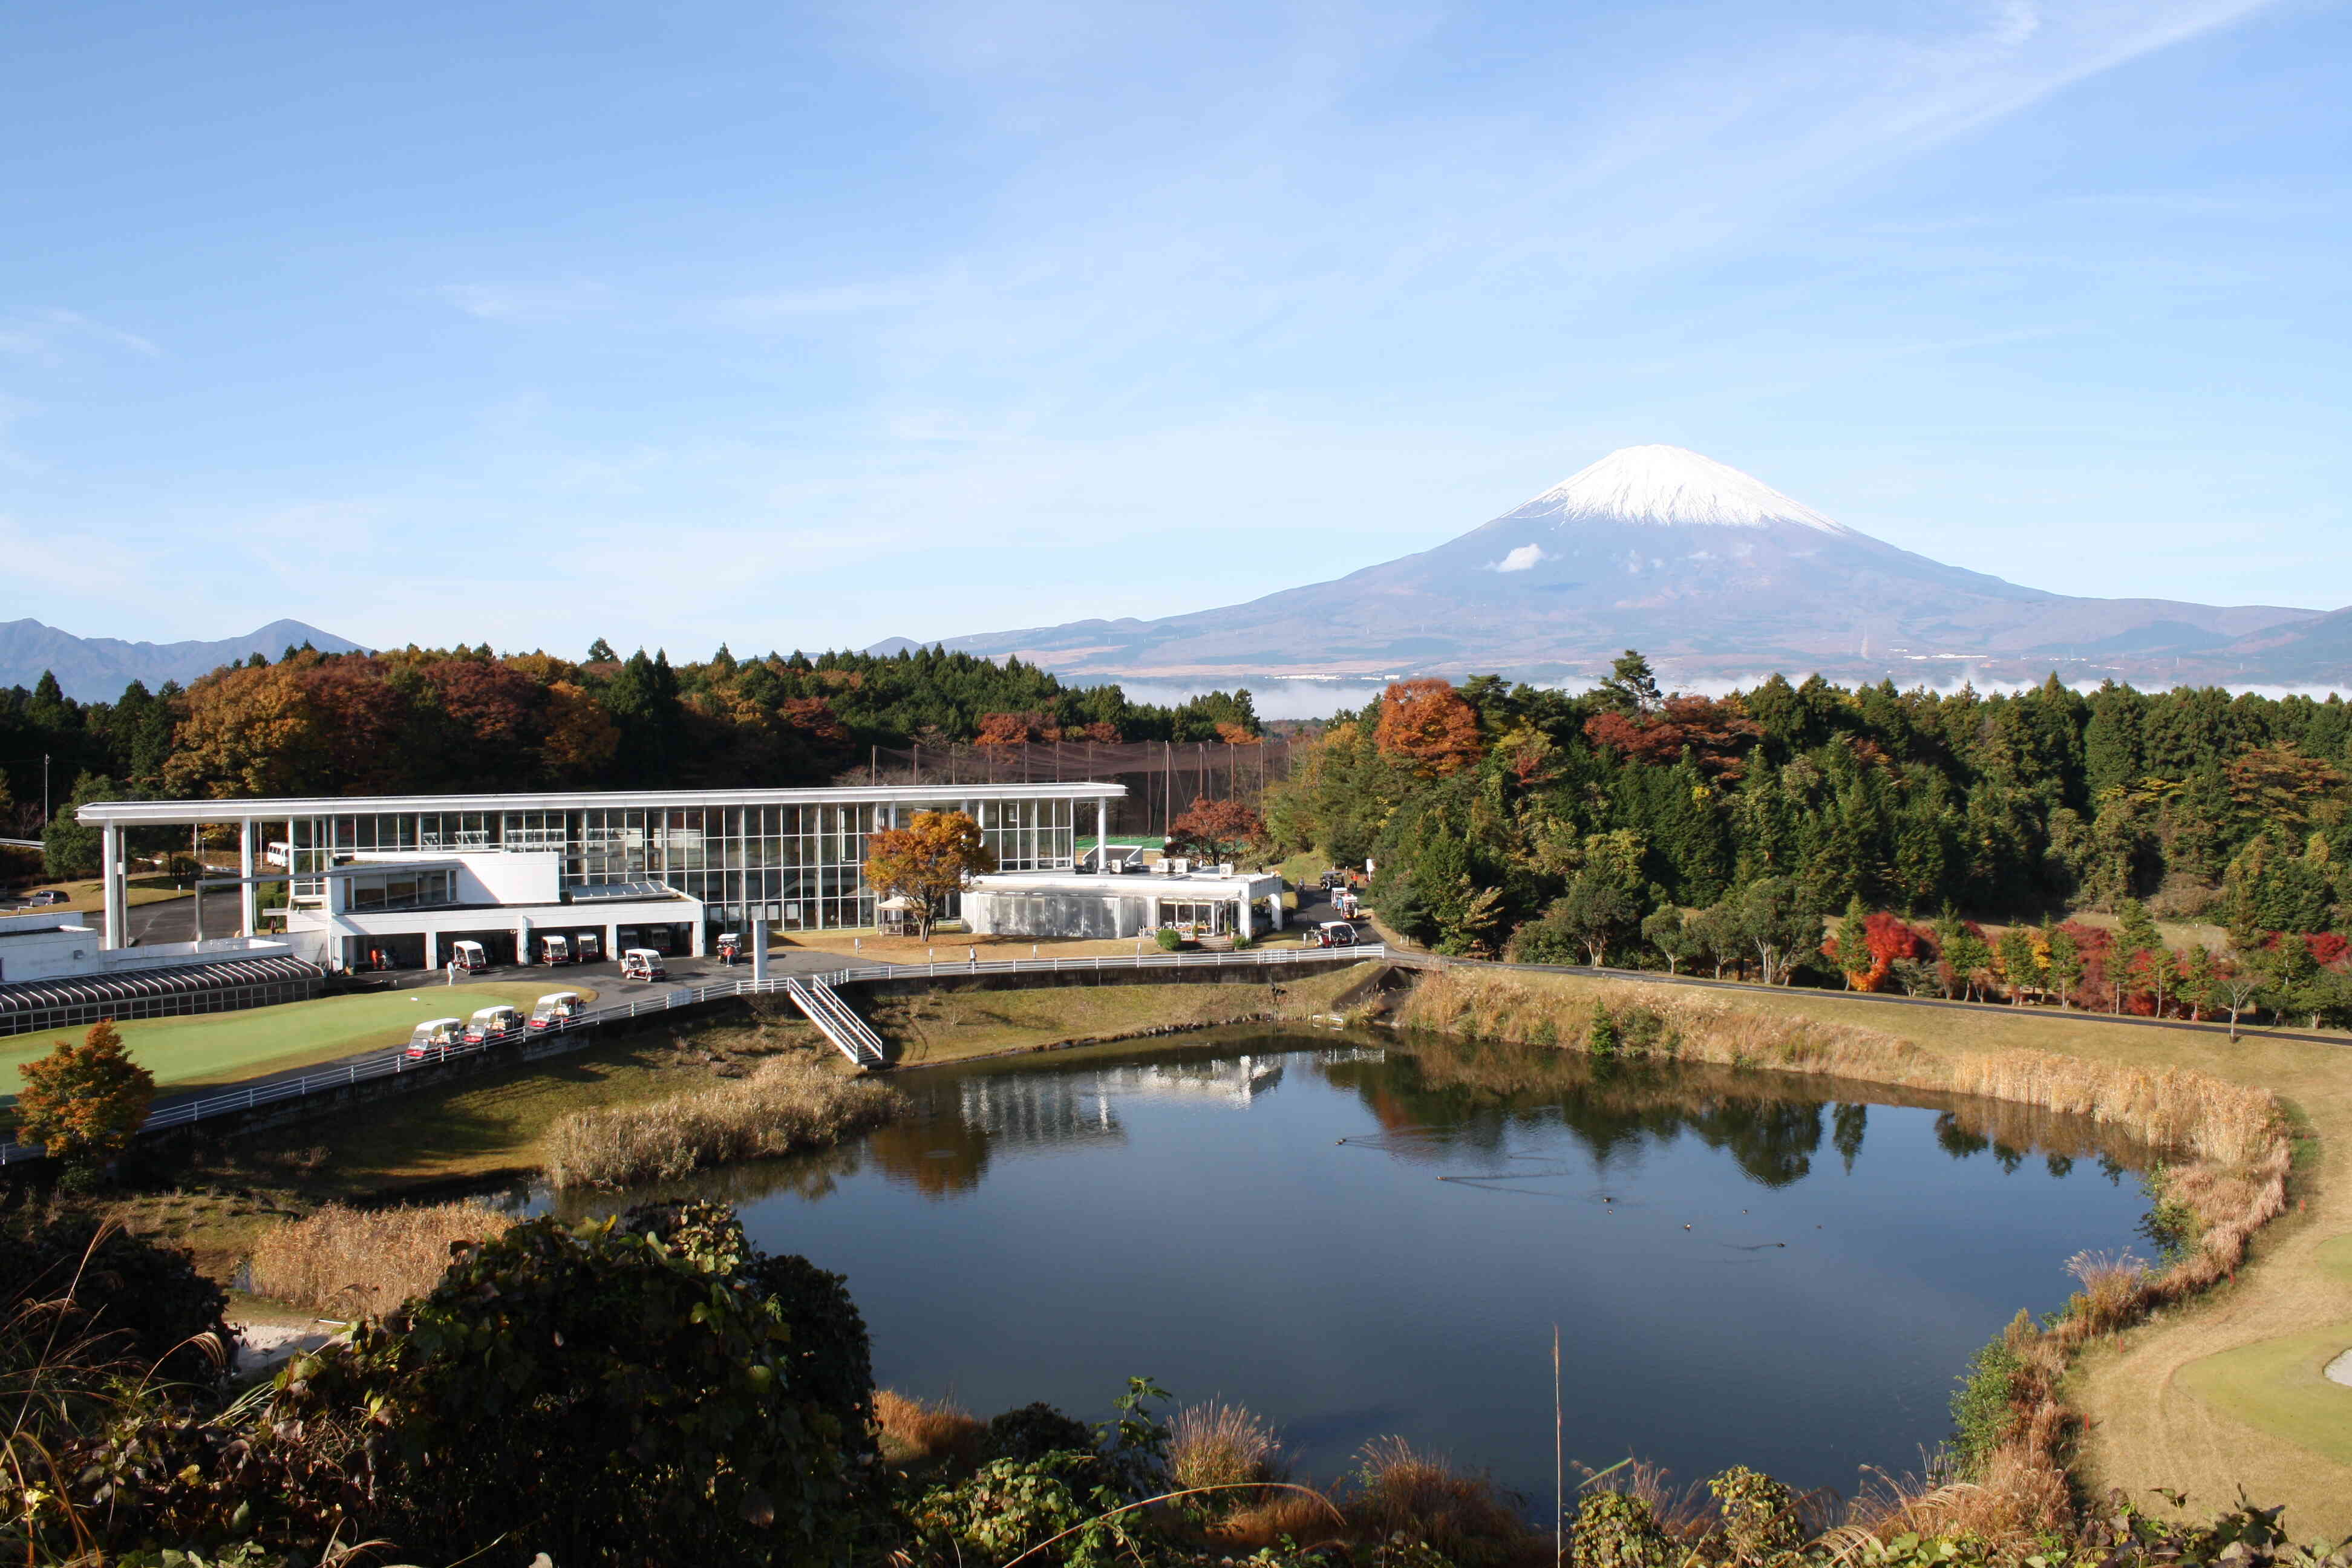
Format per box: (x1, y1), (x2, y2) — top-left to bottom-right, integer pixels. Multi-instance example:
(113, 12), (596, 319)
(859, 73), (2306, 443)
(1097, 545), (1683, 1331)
(869, 965), (1374, 1067)
(2, 981), (599, 1094)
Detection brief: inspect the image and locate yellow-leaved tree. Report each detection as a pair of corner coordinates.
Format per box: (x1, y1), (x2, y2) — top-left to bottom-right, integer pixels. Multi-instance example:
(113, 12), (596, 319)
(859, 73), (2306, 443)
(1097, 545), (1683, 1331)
(864, 811), (995, 939)
(15, 1019), (157, 1180)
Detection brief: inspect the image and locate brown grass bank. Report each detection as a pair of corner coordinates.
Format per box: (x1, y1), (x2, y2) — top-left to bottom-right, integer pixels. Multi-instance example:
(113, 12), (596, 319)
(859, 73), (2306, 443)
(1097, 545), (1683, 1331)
(246, 1198), (514, 1315)
(1392, 968), (2299, 1540)
(542, 1049), (905, 1189)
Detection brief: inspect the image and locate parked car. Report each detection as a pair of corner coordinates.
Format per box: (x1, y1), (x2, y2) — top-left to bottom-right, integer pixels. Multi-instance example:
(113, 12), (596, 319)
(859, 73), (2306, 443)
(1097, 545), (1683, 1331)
(449, 939), (489, 972)
(528, 991), (584, 1031)
(22, 889), (67, 907)
(621, 948), (667, 982)
(405, 1017), (465, 1060)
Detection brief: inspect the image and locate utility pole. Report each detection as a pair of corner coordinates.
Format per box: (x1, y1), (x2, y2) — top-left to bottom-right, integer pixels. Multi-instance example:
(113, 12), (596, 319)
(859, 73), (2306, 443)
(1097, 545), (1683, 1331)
(42, 753), (50, 826)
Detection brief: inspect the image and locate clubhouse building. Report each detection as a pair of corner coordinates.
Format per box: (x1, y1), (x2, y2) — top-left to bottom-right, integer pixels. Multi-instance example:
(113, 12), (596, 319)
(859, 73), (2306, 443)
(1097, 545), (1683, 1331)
(64, 781), (1281, 973)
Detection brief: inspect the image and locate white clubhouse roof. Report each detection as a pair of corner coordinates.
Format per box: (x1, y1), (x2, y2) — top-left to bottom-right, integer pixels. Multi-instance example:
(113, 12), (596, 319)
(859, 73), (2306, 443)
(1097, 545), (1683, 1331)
(75, 781), (1126, 828)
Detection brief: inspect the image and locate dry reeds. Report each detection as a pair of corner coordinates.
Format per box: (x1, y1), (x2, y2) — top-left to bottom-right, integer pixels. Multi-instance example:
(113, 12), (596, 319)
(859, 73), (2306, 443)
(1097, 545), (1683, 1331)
(1170, 1400), (1283, 1493)
(246, 1200), (512, 1315)
(542, 1051), (905, 1189)
(876, 1388), (986, 1469)
(1350, 1436), (1532, 1564)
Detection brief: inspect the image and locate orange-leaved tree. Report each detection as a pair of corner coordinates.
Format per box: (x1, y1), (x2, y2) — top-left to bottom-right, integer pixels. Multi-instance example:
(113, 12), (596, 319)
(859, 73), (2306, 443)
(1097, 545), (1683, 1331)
(865, 811), (997, 939)
(1168, 796), (1264, 864)
(1373, 679), (1483, 777)
(15, 1019), (156, 1174)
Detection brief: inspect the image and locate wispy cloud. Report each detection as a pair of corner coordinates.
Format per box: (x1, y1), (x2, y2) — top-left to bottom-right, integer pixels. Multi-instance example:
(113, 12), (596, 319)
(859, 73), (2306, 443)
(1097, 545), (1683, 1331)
(0, 309), (160, 364)
(436, 280), (614, 324)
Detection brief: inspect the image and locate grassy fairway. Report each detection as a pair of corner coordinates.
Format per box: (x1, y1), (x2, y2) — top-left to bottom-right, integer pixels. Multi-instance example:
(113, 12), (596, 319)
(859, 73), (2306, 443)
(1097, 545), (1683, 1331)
(1, 981), (600, 1093)
(2177, 1328), (2352, 1467)
(1459, 972), (2352, 1541)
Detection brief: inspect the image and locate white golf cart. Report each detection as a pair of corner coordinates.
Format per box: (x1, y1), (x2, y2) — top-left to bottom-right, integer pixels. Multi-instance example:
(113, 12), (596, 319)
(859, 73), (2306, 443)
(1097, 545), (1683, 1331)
(529, 991), (584, 1031)
(405, 1018), (464, 1060)
(621, 948), (667, 982)
(463, 1004), (523, 1045)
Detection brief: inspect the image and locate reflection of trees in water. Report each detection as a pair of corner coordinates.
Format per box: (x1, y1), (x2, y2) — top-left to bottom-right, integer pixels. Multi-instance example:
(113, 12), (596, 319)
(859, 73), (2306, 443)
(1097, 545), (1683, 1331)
(867, 1112), (994, 1198)
(1313, 1032), (2152, 1190)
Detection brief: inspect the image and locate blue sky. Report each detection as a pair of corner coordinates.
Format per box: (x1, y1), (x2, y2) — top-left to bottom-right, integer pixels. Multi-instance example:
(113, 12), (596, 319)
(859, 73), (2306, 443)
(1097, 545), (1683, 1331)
(3, 0), (2347, 662)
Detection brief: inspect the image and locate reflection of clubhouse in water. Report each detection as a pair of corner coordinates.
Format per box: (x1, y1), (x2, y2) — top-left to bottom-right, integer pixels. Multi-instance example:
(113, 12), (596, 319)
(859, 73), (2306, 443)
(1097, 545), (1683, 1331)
(868, 1057), (1292, 1198)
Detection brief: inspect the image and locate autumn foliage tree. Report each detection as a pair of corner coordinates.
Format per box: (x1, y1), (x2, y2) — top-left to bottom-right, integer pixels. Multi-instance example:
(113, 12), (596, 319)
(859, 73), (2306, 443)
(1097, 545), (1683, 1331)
(1166, 795), (1264, 864)
(15, 1019), (156, 1177)
(1373, 679), (1483, 777)
(864, 811), (996, 939)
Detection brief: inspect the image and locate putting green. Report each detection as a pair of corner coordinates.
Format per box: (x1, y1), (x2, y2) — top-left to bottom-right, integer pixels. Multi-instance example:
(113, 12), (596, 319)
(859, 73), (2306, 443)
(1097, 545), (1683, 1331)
(1, 981), (600, 1094)
(2177, 1325), (2352, 1466)
(2317, 1234), (2352, 1284)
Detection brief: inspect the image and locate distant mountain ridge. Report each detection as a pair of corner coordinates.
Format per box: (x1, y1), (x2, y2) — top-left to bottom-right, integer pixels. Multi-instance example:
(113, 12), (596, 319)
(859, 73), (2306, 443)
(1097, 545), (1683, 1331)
(924, 445), (2341, 690)
(0, 618), (366, 701)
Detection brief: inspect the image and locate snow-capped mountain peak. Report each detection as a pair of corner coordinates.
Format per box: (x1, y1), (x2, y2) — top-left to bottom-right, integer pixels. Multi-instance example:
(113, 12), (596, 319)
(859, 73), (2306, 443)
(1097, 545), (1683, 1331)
(1527, 445), (1854, 535)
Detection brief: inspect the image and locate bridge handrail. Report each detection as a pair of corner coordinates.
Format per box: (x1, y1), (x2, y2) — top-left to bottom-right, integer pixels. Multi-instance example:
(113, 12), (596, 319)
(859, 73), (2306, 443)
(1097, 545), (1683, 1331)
(0, 943), (1384, 1163)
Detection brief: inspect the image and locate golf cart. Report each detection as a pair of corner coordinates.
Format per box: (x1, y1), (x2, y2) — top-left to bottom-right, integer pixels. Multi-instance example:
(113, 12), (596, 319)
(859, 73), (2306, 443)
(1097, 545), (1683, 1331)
(463, 1004), (523, 1045)
(529, 991), (584, 1031)
(404, 1018), (464, 1060)
(621, 948), (667, 982)
(449, 939), (489, 972)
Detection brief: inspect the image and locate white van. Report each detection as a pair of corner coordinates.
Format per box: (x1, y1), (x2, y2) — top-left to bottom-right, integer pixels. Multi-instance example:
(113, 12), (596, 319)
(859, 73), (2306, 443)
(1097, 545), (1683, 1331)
(621, 948), (667, 982)
(529, 991), (584, 1031)
(539, 933), (572, 965)
(449, 939), (489, 972)
(405, 1018), (464, 1059)
(463, 1004), (523, 1044)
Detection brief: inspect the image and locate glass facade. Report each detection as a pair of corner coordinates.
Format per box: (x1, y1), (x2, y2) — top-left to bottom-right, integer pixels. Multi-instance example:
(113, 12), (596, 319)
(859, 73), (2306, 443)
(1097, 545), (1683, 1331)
(285, 795), (1083, 931)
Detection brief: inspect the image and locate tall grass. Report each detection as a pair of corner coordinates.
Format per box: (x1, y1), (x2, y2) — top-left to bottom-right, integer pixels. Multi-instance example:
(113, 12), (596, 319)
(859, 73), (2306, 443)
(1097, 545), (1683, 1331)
(876, 1389), (986, 1469)
(1396, 968), (2295, 1542)
(542, 1051), (905, 1189)
(1170, 1400), (1283, 1492)
(246, 1200), (514, 1315)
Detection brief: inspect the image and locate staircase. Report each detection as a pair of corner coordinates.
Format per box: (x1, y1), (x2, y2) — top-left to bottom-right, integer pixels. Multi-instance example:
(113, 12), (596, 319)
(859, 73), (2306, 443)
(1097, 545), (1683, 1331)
(785, 976), (889, 1070)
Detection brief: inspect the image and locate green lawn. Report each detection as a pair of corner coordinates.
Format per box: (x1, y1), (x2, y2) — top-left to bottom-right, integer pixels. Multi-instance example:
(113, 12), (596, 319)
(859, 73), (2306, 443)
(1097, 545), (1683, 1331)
(1, 981), (600, 1094)
(2177, 1325), (2352, 1467)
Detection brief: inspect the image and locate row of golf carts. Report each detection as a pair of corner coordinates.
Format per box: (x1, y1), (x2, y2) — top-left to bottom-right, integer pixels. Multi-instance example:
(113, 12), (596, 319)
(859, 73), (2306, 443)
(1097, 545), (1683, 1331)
(404, 991), (589, 1060)
(441, 938), (668, 982)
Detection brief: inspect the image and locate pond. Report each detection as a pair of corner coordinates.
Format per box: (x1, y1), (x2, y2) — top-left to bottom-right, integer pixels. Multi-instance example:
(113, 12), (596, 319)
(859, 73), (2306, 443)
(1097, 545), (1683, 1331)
(534, 1026), (2163, 1502)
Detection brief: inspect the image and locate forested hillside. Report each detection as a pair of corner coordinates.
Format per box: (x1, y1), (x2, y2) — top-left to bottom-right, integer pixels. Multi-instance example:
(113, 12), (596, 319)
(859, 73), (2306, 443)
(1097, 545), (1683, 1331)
(1264, 655), (2352, 1017)
(0, 639), (1258, 840)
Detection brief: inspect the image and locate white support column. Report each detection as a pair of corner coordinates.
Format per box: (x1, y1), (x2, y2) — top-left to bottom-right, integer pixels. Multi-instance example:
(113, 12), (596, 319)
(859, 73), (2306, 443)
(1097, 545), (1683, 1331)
(101, 822), (124, 949)
(750, 918), (769, 981)
(238, 820), (258, 937)
(1271, 892), (1284, 931)
(1237, 893), (1253, 941)
(517, 918), (534, 965)
(690, 919), (707, 958)
(1099, 795), (1112, 869)
(424, 929), (440, 970)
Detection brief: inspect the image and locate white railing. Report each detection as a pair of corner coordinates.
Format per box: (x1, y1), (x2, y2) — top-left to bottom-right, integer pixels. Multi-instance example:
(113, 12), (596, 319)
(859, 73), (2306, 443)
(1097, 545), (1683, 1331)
(0, 944), (1383, 1163)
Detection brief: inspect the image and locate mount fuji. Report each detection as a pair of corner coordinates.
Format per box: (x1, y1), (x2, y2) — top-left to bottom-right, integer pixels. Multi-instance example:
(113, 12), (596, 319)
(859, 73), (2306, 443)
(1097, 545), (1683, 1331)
(921, 445), (2333, 688)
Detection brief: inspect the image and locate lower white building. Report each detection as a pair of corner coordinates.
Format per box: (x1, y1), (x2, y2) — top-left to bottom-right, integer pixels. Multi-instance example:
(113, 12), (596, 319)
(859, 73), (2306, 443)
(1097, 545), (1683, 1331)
(962, 864), (1287, 941)
(0, 910), (318, 1037)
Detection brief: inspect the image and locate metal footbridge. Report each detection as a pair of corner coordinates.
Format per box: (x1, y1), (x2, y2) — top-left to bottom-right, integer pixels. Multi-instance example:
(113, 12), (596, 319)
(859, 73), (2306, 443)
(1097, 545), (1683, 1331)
(784, 975), (889, 1068)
